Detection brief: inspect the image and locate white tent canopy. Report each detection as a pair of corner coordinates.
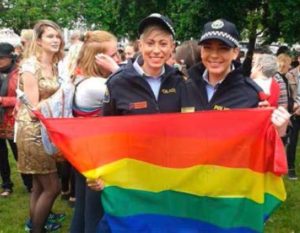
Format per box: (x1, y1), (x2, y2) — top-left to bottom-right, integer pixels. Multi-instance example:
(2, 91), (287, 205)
(0, 28), (21, 47)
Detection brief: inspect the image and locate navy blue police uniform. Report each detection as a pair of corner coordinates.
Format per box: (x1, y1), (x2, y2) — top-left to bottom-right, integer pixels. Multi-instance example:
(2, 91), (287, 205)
(184, 18), (266, 111)
(103, 60), (186, 116)
(186, 61), (266, 110)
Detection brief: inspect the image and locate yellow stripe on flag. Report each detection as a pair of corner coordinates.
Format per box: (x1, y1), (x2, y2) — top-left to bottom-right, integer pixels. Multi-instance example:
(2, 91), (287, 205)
(83, 158), (286, 203)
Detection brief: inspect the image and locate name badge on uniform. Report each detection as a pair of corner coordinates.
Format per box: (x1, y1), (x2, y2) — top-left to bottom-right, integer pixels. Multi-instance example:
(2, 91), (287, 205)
(181, 107), (195, 113)
(129, 101), (148, 110)
(213, 105), (229, 110)
(161, 88), (176, 94)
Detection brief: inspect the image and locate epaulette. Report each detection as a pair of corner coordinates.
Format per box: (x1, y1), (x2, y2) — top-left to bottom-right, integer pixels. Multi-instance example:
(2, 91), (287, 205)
(173, 67), (189, 80)
(105, 67), (124, 84)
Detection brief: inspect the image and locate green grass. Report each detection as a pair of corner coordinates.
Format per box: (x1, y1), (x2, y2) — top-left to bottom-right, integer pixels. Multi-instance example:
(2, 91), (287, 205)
(0, 147), (299, 233)
(265, 176), (300, 233)
(0, 154), (73, 233)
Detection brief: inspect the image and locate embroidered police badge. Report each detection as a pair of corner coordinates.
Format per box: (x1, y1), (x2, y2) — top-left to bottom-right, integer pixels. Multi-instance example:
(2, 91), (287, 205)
(211, 20), (224, 29)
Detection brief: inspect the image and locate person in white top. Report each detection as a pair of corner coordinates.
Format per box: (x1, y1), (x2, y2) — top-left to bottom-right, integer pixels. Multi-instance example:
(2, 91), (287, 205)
(70, 30), (120, 233)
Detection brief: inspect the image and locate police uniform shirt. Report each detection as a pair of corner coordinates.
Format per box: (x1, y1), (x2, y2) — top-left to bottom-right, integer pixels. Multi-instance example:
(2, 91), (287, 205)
(202, 65), (234, 101)
(103, 58), (185, 116)
(187, 62), (261, 110)
(133, 56), (165, 100)
(202, 69), (222, 101)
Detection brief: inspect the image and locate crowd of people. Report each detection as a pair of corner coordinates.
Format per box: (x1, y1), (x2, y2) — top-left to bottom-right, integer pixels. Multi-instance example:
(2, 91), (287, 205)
(0, 12), (295, 233)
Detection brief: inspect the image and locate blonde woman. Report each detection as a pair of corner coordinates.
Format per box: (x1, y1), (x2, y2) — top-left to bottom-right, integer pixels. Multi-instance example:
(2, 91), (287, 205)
(70, 30), (120, 233)
(16, 20), (64, 233)
(20, 29), (34, 51)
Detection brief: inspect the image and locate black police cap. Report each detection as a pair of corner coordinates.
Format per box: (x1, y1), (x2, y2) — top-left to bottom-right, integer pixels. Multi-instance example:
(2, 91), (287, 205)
(199, 19), (240, 48)
(138, 13), (175, 37)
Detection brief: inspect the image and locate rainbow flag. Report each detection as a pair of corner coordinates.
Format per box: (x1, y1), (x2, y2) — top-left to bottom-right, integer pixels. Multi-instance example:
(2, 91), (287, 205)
(39, 109), (287, 233)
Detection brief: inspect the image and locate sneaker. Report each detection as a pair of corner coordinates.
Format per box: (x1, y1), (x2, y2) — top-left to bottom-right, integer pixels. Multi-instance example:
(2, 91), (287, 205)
(288, 169), (298, 180)
(0, 188), (12, 197)
(24, 219), (62, 232)
(48, 212), (66, 223)
(24, 219), (32, 232)
(44, 222), (61, 232)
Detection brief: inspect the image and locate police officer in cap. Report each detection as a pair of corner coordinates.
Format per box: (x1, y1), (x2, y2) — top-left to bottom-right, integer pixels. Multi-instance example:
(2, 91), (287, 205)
(103, 13), (186, 116)
(96, 12), (187, 232)
(186, 19), (290, 136)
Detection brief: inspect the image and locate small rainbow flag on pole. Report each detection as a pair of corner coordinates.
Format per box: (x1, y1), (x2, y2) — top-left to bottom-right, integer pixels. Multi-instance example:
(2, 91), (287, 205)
(39, 109), (287, 233)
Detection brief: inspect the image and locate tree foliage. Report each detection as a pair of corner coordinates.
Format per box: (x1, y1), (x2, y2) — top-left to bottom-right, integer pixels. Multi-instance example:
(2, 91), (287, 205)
(1, 0), (300, 46)
(0, 0), (82, 33)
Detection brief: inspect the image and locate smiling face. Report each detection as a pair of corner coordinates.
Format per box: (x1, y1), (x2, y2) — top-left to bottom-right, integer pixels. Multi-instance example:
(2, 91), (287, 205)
(37, 26), (62, 55)
(139, 26), (174, 76)
(200, 39), (239, 81)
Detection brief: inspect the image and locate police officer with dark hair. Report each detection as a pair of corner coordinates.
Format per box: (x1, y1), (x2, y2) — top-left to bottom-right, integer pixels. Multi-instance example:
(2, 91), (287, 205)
(186, 19), (290, 135)
(186, 19), (264, 110)
(103, 13), (186, 116)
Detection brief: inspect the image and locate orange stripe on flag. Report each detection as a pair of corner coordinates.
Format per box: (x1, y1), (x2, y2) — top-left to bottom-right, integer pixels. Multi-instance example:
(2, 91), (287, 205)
(39, 109), (287, 175)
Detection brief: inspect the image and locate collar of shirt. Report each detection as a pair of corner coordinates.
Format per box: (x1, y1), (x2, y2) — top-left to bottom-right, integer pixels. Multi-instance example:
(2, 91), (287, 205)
(202, 68), (223, 86)
(133, 56), (165, 78)
(202, 65), (234, 102)
(202, 64), (235, 86)
(133, 56), (164, 100)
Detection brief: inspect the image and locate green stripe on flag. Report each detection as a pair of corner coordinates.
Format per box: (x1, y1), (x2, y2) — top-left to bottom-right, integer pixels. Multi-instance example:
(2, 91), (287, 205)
(102, 186), (282, 232)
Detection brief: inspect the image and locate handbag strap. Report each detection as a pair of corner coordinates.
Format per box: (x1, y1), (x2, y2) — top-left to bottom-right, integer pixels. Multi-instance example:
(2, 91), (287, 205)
(72, 77), (89, 108)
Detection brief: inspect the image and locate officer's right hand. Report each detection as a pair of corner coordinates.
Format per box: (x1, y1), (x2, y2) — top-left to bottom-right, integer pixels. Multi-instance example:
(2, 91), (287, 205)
(86, 178), (105, 191)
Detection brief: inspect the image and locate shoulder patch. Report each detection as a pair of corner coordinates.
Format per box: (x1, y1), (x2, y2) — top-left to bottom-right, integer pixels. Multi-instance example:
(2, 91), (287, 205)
(103, 87), (110, 103)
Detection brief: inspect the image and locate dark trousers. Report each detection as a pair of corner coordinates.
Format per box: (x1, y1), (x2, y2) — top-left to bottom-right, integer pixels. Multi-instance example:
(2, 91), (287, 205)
(286, 116), (300, 170)
(57, 161), (75, 197)
(70, 170), (104, 233)
(0, 138), (32, 190)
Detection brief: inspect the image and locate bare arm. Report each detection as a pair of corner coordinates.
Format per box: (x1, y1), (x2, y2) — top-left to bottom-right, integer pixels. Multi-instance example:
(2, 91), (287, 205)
(21, 71), (39, 119)
(22, 71), (39, 107)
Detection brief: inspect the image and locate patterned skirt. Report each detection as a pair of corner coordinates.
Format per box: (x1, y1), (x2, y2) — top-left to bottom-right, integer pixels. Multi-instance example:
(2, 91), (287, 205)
(16, 120), (57, 174)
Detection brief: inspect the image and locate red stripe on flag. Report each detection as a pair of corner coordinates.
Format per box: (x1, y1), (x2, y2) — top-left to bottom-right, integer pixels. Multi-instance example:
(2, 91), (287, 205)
(40, 109), (287, 175)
